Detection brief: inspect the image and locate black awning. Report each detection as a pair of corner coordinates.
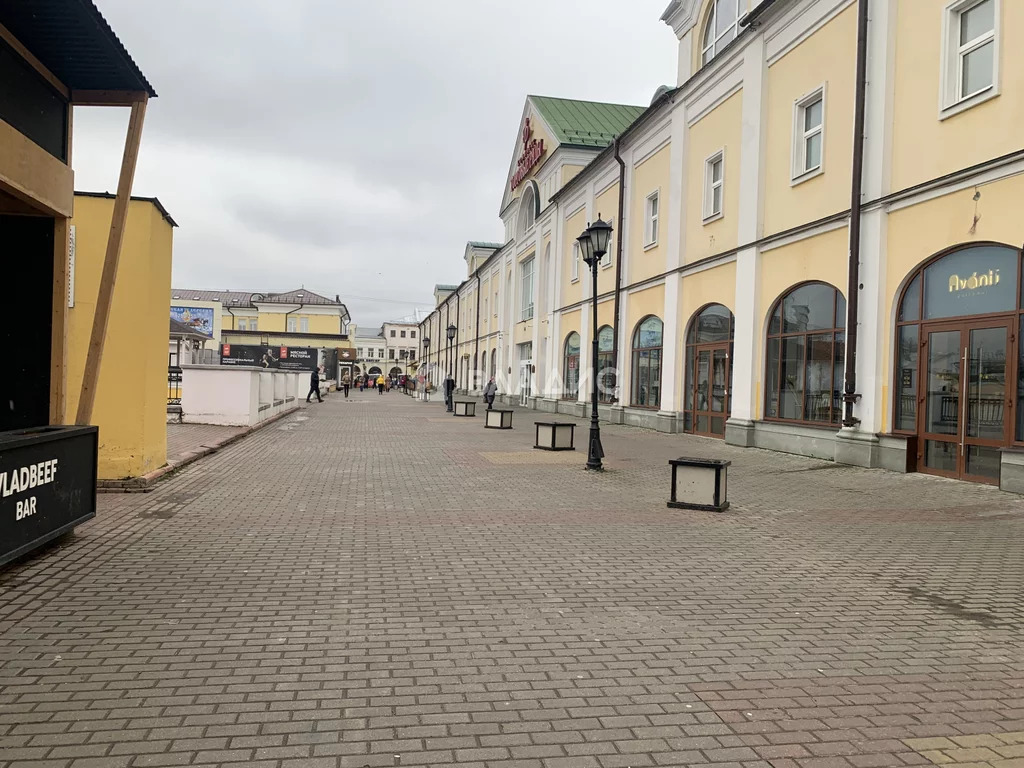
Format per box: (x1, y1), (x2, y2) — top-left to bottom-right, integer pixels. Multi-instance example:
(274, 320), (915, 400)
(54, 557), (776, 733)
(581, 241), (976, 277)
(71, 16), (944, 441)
(0, 0), (156, 96)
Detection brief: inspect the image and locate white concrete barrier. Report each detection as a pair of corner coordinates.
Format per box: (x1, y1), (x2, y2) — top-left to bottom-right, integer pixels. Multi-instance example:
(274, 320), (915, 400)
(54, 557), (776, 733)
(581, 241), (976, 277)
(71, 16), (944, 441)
(180, 366), (301, 426)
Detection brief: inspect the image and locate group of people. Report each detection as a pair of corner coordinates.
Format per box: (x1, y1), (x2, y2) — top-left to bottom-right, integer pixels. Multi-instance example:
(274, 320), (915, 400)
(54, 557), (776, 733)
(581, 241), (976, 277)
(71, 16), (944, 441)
(310, 370), (501, 406)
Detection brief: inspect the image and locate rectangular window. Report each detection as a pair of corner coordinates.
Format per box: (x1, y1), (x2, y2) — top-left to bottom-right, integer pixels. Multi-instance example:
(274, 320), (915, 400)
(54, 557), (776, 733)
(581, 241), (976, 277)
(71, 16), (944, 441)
(389, 349), (395, 360)
(300, 317), (309, 333)
(571, 242), (580, 282)
(410, 330), (416, 338)
(357, 348), (363, 357)
(645, 192), (659, 247)
(378, 348), (385, 358)
(400, 330), (406, 338)
(250, 319), (257, 332)
(287, 317), (297, 332)
(520, 256), (535, 321)
(794, 89), (824, 180)
(704, 151), (724, 221)
(943, 0), (997, 114)
(390, 330), (396, 337)
(237, 318), (247, 331)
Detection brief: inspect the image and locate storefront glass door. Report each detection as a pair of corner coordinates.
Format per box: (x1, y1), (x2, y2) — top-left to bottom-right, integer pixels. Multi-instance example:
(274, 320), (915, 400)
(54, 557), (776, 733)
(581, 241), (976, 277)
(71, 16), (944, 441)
(689, 344), (730, 437)
(920, 321), (1009, 483)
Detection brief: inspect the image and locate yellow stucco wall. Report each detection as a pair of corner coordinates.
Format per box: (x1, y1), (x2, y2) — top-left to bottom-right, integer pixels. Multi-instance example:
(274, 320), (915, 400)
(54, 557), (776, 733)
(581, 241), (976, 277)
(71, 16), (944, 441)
(561, 206), (587, 308)
(66, 196), (173, 479)
(629, 146), (671, 285)
(891, 1), (1023, 191)
(256, 311), (340, 335)
(685, 90), (743, 264)
(596, 181), (621, 295)
(754, 227), (848, 419)
(762, 4), (856, 236)
(562, 165), (585, 187)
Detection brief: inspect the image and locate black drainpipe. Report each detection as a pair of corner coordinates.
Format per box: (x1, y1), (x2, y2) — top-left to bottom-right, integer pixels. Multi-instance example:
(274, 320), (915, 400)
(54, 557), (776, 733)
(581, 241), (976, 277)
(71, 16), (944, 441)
(843, 0), (869, 428)
(611, 137), (626, 405)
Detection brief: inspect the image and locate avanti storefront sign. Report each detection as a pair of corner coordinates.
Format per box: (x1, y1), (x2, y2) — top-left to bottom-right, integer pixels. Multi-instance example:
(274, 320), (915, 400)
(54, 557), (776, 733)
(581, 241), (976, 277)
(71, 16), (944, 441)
(923, 246), (1017, 319)
(0, 426), (98, 567)
(510, 118), (545, 191)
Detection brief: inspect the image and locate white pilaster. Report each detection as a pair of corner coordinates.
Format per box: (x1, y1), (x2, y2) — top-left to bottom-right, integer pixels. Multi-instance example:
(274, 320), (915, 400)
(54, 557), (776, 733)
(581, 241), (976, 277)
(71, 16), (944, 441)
(728, 34), (767, 428)
(578, 188), (595, 403)
(659, 95), (686, 414)
(849, 0), (897, 437)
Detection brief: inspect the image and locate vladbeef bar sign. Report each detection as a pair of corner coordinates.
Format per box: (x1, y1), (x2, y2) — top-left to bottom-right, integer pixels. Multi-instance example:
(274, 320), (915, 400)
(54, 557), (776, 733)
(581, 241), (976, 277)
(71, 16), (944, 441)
(510, 118), (545, 191)
(0, 426), (97, 568)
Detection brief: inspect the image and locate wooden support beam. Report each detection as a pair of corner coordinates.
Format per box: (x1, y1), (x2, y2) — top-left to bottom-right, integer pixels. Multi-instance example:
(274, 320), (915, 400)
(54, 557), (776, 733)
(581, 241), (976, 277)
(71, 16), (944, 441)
(75, 98), (147, 426)
(71, 89), (150, 107)
(50, 218), (69, 425)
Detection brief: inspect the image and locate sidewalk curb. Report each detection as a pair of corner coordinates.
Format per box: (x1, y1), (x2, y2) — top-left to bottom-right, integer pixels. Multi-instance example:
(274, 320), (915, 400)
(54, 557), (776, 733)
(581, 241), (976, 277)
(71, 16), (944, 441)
(98, 407), (301, 493)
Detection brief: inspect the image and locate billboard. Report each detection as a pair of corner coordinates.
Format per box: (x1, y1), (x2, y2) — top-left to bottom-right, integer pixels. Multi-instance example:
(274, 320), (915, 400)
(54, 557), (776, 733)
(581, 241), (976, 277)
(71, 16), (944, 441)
(170, 305), (215, 338)
(220, 344), (319, 371)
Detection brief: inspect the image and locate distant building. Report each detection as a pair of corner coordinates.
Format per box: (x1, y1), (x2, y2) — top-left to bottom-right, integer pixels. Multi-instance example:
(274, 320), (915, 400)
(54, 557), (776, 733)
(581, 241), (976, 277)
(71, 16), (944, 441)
(353, 313), (429, 381)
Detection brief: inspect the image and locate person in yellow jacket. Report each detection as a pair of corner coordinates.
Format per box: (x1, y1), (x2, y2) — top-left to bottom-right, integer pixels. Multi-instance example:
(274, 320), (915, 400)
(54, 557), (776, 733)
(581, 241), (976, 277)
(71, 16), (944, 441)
(376, 374), (386, 395)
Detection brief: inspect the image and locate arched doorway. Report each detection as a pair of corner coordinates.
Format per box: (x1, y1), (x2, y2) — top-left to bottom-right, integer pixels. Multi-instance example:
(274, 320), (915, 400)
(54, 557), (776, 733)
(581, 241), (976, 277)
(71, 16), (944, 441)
(894, 242), (1020, 483)
(684, 304), (734, 437)
(368, 366), (382, 377)
(389, 366), (402, 379)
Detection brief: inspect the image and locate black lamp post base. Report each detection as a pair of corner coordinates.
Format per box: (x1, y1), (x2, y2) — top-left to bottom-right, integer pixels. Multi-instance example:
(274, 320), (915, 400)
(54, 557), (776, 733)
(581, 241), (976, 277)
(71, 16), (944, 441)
(585, 424), (604, 471)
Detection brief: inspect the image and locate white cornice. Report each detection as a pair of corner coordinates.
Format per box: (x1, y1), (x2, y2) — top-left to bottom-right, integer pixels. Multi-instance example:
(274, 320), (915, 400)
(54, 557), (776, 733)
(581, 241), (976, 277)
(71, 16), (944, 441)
(661, 0), (702, 37)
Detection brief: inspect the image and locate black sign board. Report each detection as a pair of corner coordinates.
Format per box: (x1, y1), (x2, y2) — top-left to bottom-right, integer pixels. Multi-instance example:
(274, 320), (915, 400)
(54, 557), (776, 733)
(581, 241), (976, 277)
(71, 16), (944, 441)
(0, 426), (98, 568)
(220, 344), (320, 371)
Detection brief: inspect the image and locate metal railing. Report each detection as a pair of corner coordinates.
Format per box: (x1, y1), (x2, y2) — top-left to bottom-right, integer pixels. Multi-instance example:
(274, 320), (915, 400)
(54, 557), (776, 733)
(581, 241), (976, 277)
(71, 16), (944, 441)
(168, 367), (183, 407)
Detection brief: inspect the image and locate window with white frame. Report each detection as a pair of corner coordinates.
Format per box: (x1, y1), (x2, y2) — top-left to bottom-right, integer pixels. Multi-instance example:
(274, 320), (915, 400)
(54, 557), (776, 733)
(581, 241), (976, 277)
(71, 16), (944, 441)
(520, 256), (535, 321)
(237, 318), (247, 331)
(645, 192), (660, 247)
(701, 0), (742, 66)
(793, 89), (824, 180)
(571, 241), (580, 282)
(704, 151), (724, 220)
(943, 0), (996, 111)
(300, 316), (309, 333)
(287, 316), (297, 332)
(250, 319), (257, 332)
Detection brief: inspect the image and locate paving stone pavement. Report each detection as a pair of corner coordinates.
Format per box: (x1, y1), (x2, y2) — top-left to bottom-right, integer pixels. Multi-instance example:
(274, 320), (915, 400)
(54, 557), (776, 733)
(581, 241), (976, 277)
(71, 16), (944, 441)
(2, 390), (1024, 768)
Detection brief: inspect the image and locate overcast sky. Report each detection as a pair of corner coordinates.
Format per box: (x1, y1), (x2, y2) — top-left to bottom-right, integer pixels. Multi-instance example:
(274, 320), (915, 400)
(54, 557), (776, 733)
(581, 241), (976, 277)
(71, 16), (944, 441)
(73, 1), (677, 329)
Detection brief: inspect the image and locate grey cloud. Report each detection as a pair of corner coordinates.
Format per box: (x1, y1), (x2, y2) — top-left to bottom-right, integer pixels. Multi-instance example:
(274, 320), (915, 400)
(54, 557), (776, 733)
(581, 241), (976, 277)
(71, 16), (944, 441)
(74, 0), (676, 326)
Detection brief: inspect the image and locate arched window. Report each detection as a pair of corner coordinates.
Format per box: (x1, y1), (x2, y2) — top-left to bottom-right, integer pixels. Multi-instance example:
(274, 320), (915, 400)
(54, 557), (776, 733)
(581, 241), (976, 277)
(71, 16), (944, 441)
(597, 325), (616, 403)
(631, 316), (663, 408)
(563, 332), (581, 400)
(518, 184), (537, 237)
(701, 0), (742, 66)
(472, 352), (478, 390)
(491, 347), (497, 379)
(893, 243), (1020, 482)
(481, 351), (487, 384)
(684, 304), (735, 436)
(765, 282), (846, 425)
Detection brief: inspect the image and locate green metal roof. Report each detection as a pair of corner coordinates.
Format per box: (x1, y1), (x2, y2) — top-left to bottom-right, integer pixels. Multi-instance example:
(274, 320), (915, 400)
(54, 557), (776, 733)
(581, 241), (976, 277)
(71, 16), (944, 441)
(529, 96), (646, 149)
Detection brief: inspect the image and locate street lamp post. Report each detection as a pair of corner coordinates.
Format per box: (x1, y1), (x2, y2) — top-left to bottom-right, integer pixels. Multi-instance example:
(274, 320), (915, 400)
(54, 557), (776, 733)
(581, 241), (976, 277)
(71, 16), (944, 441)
(445, 324), (457, 412)
(577, 216), (613, 471)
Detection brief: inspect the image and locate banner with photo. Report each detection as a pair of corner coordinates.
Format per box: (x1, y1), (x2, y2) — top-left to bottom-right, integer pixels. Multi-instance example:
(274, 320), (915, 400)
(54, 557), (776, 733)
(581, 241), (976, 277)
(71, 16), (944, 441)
(220, 344), (320, 371)
(170, 305), (215, 338)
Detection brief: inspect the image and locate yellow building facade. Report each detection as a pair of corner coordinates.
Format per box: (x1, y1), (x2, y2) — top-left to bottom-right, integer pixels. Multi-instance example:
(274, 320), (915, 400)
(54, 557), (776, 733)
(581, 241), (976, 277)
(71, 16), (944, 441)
(422, 0), (1024, 489)
(66, 193), (176, 478)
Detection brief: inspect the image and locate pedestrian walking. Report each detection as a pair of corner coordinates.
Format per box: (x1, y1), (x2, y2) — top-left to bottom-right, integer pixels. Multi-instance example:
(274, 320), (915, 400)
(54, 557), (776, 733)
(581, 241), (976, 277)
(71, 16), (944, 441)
(341, 372), (351, 398)
(306, 367), (323, 403)
(443, 374), (455, 408)
(483, 376), (498, 410)
(376, 374), (386, 395)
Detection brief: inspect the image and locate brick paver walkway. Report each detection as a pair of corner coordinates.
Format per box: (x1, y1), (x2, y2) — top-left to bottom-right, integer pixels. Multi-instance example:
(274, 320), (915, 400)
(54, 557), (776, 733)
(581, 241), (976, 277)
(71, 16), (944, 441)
(2, 390), (1023, 768)
(166, 423), (248, 466)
